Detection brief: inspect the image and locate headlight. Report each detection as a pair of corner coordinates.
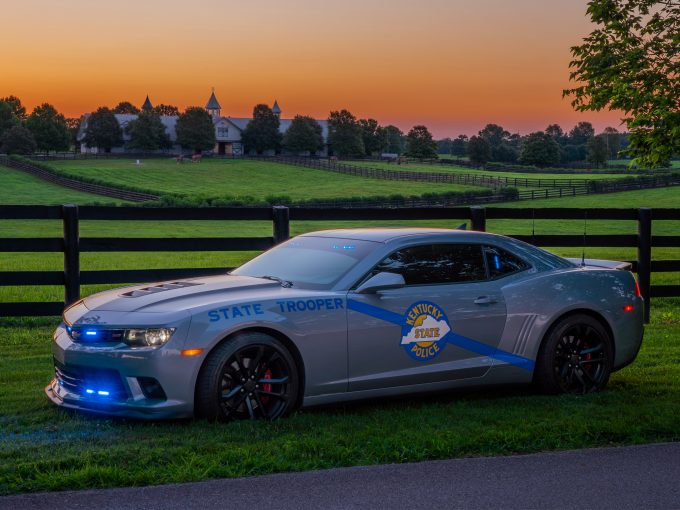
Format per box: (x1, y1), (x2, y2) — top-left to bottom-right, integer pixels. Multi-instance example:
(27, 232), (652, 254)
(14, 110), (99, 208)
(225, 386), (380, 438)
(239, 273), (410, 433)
(68, 326), (175, 348)
(124, 328), (175, 348)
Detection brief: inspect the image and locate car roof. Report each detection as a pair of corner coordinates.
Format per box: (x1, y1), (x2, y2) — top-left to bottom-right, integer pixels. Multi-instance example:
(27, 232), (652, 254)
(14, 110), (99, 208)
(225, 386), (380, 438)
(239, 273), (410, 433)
(299, 228), (489, 243)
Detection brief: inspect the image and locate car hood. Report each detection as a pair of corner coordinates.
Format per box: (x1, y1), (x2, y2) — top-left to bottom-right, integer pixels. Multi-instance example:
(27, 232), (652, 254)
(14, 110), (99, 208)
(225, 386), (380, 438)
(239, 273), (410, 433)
(81, 275), (280, 313)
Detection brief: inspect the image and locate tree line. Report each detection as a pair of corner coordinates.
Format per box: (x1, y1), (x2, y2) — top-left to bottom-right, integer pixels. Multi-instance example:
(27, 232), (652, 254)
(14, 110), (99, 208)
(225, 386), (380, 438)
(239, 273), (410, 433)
(235, 105), (439, 159)
(0, 94), (644, 168)
(437, 122), (630, 168)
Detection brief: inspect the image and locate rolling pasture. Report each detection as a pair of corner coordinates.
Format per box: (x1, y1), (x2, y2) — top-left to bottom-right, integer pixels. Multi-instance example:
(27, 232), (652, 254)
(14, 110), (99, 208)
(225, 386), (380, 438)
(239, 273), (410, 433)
(46, 158), (485, 201)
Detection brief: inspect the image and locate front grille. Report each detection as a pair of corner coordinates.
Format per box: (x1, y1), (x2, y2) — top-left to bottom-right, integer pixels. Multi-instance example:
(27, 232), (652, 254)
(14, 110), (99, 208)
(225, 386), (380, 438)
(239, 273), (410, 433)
(54, 359), (128, 401)
(68, 327), (125, 344)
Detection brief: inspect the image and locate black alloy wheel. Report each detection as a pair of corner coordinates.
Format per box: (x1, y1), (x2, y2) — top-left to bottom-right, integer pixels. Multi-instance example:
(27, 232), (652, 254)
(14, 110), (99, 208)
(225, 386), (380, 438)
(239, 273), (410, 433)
(196, 333), (298, 421)
(535, 314), (612, 395)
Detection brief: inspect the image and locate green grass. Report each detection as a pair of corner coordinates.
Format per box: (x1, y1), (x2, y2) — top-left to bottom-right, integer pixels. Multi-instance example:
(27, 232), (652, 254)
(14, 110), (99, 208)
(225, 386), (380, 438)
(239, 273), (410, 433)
(0, 166), (129, 206)
(348, 160), (629, 181)
(610, 159), (680, 169)
(0, 173), (678, 494)
(0, 299), (678, 495)
(47, 159), (485, 200)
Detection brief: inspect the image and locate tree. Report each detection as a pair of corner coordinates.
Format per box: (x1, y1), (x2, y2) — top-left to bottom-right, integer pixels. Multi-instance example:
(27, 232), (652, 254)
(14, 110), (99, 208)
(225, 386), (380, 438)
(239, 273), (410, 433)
(478, 123), (518, 162)
(25, 103), (71, 153)
(175, 107), (216, 154)
(0, 95), (27, 119)
(450, 135), (468, 157)
(327, 110), (364, 158)
(358, 118), (387, 156)
(519, 132), (561, 167)
(467, 135), (491, 164)
(561, 144), (587, 163)
(437, 138), (453, 155)
(0, 125), (37, 154)
(564, 0), (679, 167)
(125, 110), (171, 151)
(587, 135), (609, 168)
(602, 126), (621, 159)
(154, 104), (180, 116)
(568, 122), (595, 145)
(404, 125), (438, 159)
(112, 101), (140, 115)
(0, 101), (19, 140)
(83, 107), (122, 153)
(545, 124), (565, 142)
(241, 104), (282, 154)
(282, 115), (323, 154)
(384, 125), (404, 155)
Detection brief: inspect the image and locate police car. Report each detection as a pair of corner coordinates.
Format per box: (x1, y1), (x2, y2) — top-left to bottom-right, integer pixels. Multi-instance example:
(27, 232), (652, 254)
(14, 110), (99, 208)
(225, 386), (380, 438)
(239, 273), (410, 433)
(47, 228), (644, 420)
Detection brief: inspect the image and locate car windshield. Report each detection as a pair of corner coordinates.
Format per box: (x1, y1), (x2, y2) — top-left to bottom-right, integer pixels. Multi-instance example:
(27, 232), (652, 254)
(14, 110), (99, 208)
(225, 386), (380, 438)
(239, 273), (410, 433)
(231, 236), (379, 290)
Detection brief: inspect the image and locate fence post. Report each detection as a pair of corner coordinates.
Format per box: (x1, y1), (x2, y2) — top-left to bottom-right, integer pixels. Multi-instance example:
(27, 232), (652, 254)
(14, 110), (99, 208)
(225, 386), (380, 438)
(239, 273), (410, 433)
(637, 207), (652, 323)
(62, 204), (80, 306)
(470, 206), (486, 232)
(272, 206), (290, 244)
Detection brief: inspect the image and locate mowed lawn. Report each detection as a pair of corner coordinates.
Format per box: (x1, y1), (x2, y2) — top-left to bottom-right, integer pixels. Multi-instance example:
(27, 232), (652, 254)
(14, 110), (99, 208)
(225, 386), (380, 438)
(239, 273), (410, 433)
(0, 300), (678, 495)
(347, 160), (631, 181)
(0, 166), (129, 206)
(47, 159), (485, 200)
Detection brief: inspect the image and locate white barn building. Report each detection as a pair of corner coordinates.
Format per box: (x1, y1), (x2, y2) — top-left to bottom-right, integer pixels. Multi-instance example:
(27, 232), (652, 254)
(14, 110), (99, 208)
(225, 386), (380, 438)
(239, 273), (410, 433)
(78, 91), (329, 156)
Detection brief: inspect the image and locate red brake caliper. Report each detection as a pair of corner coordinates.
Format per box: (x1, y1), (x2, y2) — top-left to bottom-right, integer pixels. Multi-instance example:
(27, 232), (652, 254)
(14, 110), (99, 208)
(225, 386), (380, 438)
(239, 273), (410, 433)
(261, 369), (273, 404)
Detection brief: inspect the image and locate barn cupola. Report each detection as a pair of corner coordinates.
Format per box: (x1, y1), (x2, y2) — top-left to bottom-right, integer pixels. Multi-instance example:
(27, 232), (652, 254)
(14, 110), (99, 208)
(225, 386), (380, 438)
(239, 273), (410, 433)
(205, 88), (221, 119)
(141, 95), (153, 111)
(272, 100), (281, 117)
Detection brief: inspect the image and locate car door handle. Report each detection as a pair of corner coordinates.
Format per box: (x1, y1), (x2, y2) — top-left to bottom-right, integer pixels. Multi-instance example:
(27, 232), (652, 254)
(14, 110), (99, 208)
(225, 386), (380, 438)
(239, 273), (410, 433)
(474, 296), (498, 305)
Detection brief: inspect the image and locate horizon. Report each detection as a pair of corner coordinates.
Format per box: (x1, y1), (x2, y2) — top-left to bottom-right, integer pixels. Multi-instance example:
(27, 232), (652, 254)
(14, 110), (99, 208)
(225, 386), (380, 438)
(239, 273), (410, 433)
(1, 0), (625, 138)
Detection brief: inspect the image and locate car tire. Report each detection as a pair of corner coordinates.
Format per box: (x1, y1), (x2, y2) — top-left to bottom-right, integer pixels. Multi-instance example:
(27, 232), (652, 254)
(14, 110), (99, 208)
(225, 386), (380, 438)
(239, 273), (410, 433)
(534, 314), (613, 395)
(195, 332), (299, 421)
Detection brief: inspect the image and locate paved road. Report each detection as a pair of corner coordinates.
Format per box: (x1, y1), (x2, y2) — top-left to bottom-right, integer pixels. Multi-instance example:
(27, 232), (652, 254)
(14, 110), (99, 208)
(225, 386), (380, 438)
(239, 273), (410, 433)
(3, 442), (679, 510)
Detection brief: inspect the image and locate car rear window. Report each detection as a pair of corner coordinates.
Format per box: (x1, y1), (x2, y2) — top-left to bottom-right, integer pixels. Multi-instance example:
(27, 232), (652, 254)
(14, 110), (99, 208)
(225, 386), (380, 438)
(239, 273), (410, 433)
(484, 245), (529, 278)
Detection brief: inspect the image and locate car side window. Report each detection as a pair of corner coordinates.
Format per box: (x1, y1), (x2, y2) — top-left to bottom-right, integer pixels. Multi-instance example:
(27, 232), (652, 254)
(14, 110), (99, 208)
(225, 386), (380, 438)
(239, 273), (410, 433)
(372, 244), (487, 285)
(484, 245), (529, 278)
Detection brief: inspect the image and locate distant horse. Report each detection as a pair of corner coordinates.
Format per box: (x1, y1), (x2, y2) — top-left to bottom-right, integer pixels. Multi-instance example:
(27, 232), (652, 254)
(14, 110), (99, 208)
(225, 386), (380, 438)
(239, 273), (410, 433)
(175, 155), (184, 164)
(192, 154), (202, 163)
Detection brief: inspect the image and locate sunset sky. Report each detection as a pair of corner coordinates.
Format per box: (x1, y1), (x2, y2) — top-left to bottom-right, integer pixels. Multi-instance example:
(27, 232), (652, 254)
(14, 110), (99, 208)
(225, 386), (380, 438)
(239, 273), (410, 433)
(1, 0), (624, 137)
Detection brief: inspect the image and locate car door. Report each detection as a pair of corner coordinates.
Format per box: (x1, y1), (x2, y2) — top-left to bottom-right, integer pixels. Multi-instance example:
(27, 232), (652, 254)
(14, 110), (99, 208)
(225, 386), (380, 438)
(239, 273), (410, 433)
(346, 243), (507, 391)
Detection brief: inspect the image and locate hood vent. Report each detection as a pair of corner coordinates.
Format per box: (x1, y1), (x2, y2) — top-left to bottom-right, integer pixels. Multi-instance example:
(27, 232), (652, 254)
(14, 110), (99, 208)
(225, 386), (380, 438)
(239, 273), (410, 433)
(121, 281), (202, 298)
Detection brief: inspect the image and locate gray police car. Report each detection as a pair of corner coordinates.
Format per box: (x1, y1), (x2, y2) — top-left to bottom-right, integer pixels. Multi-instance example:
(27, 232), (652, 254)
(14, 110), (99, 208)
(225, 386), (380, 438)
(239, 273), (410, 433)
(47, 228), (644, 421)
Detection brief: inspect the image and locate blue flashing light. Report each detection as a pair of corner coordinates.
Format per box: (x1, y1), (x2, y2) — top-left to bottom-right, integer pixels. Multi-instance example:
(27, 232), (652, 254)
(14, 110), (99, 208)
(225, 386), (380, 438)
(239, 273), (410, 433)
(85, 389), (95, 394)
(85, 330), (97, 336)
(97, 390), (110, 396)
(493, 255), (501, 270)
(332, 244), (356, 250)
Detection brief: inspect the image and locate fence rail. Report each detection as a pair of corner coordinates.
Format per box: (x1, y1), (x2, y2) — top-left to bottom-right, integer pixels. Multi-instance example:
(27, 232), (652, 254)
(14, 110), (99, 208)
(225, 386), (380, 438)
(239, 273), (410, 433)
(0, 156), (159, 202)
(1, 205), (679, 322)
(265, 156), (680, 195)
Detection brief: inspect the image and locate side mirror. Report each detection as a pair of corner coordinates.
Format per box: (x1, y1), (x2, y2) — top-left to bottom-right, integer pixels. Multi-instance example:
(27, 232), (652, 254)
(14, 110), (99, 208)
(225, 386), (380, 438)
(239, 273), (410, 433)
(355, 272), (406, 294)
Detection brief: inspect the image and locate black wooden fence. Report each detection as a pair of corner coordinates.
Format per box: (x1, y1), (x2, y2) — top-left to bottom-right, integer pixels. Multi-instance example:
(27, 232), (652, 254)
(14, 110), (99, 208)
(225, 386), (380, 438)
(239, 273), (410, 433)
(1, 205), (679, 322)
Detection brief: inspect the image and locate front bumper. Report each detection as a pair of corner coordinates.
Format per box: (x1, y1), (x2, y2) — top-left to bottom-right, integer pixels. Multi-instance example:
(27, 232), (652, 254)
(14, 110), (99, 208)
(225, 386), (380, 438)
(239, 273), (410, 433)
(47, 324), (203, 419)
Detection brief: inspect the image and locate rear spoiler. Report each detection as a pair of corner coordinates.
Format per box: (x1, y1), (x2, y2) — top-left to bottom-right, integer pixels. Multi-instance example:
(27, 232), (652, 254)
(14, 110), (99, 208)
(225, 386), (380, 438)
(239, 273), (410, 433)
(565, 258), (633, 271)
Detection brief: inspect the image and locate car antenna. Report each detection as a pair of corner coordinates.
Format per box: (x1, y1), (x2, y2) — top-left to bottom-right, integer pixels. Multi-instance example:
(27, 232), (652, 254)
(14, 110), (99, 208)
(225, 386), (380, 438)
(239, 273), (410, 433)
(531, 209), (536, 245)
(456, 222), (466, 230)
(581, 210), (588, 267)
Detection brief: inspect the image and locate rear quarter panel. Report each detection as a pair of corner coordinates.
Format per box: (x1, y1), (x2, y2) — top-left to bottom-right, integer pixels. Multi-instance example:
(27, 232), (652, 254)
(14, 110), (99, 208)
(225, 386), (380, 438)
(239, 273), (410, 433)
(498, 267), (643, 369)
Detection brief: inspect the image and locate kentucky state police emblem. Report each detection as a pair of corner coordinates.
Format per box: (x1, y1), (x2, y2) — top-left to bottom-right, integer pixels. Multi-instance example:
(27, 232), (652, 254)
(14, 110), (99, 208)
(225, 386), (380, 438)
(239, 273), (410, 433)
(401, 301), (451, 361)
